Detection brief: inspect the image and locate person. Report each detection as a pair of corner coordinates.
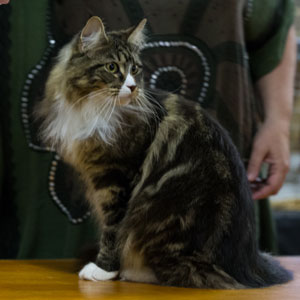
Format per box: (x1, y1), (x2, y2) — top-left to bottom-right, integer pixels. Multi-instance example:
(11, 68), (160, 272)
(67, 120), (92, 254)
(0, 0), (296, 258)
(248, 24), (296, 201)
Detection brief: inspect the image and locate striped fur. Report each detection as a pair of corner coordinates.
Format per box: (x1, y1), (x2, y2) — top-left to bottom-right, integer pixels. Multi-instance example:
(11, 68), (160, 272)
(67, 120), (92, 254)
(37, 17), (292, 289)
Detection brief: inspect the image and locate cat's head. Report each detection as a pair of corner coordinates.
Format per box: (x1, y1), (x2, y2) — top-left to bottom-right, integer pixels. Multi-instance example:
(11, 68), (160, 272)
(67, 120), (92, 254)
(52, 16), (147, 106)
(38, 17), (152, 149)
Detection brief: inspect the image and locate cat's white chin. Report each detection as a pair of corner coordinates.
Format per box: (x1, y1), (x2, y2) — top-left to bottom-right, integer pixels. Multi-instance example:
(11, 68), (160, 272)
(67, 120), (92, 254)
(118, 95), (132, 106)
(79, 262), (118, 281)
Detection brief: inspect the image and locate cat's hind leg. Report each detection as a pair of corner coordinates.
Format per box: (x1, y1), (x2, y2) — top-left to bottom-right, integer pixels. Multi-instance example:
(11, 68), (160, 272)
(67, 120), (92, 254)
(148, 255), (244, 289)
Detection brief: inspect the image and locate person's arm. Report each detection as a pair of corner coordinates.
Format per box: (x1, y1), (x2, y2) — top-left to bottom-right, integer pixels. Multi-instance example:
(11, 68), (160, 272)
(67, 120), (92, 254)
(247, 25), (297, 200)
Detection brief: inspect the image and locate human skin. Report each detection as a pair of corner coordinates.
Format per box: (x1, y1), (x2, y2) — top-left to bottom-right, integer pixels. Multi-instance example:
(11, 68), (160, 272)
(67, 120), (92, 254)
(248, 25), (297, 200)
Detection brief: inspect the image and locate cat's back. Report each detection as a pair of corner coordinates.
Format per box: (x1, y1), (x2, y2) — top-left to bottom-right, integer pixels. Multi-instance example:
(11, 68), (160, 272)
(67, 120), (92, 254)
(152, 92), (243, 169)
(152, 91), (254, 236)
(128, 91), (251, 240)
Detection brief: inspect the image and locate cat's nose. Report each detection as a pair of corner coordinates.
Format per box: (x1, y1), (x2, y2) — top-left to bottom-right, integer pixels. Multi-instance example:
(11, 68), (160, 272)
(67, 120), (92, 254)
(127, 85), (136, 93)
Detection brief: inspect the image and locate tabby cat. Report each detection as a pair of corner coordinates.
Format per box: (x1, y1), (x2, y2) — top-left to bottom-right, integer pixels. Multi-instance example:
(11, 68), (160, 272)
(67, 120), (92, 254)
(36, 16), (292, 289)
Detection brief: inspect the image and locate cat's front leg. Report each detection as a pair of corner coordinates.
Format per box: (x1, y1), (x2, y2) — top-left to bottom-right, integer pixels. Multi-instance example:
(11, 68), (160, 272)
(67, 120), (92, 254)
(79, 262), (118, 281)
(79, 184), (128, 281)
(79, 228), (120, 281)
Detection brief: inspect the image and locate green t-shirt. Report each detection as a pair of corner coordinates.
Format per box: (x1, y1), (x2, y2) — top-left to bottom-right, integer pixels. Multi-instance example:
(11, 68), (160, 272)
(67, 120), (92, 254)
(245, 0), (294, 80)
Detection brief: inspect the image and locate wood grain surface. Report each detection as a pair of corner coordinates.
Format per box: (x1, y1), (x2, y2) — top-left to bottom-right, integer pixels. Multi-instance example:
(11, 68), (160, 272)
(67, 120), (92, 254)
(0, 257), (299, 300)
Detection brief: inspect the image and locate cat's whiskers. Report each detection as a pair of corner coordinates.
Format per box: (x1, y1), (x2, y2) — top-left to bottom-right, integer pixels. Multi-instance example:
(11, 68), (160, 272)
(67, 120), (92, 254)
(134, 96), (152, 117)
(83, 89), (120, 121)
(117, 95), (122, 107)
(142, 89), (168, 133)
(102, 95), (115, 123)
(66, 88), (111, 113)
(140, 91), (163, 122)
(134, 98), (154, 133)
(109, 97), (118, 123)
(143, 89), (165, 109)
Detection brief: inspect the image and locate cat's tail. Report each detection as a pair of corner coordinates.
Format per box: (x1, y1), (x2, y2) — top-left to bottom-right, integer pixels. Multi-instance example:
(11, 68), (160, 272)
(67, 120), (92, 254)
(243, 252), (293, 288)
(146, 251), (292, 289)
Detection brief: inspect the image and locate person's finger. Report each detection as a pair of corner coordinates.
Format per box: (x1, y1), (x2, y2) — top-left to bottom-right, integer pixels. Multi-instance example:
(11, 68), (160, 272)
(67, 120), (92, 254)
(247, 144), (267, 182)
(252, 170), (285, 200)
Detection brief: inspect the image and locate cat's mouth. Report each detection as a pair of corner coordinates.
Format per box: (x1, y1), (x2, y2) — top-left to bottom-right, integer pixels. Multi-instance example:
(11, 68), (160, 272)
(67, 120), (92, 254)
(118, 87), (138, 105)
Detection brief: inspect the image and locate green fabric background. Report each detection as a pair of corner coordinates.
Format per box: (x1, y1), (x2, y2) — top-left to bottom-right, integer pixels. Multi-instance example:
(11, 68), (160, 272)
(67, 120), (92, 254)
(8, 0), (97, 258)
(0, 0), (294, 258)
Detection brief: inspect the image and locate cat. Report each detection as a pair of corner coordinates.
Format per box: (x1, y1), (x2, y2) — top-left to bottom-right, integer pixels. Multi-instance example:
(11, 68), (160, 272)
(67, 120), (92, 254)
(36, 16), (293, 289)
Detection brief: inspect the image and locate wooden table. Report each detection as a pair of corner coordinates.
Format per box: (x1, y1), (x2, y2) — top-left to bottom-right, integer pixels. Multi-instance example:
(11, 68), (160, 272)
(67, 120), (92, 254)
(0, 257), (299, 300)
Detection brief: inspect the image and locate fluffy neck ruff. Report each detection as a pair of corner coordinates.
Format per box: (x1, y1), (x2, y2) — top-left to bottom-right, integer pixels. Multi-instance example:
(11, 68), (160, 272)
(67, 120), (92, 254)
(40, 93), (153, 152)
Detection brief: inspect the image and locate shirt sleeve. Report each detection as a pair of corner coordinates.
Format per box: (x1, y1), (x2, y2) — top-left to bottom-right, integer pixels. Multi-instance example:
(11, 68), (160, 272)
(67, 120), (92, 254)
(244, 0), (295, 81)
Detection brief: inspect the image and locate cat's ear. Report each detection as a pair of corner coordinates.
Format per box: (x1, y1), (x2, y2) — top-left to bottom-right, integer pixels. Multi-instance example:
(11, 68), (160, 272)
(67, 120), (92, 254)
(80, 16), (108, 52)
(127, 19), (147, 47)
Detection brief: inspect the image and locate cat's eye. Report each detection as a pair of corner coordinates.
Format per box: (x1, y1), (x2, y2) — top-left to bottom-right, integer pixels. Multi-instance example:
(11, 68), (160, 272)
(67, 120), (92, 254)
(106, 62), (119, 73)
(131, 64), (139, 75)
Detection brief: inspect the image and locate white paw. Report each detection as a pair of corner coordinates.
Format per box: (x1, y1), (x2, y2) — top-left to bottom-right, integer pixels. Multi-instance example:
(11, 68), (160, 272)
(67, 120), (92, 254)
(79, 262), (118, 281)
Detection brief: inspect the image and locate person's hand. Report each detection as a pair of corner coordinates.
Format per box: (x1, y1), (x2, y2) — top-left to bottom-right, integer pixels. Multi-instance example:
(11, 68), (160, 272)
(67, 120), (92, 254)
(248, 25), (296, 201)
(0, 1), (10, 4)
(247, 120), (290, 200)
